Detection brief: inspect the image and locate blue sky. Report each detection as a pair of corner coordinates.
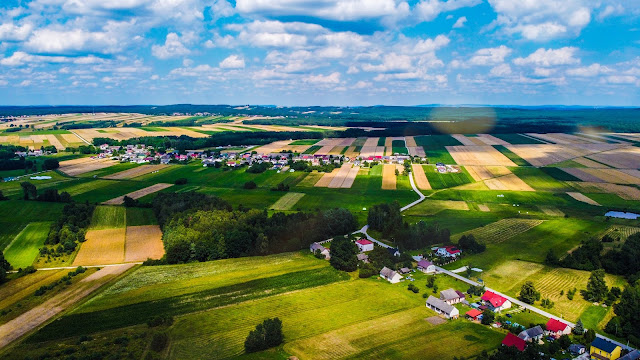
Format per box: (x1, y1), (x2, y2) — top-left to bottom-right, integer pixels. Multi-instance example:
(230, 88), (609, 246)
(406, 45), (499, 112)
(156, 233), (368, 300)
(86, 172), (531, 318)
(0, 0), (639, 106)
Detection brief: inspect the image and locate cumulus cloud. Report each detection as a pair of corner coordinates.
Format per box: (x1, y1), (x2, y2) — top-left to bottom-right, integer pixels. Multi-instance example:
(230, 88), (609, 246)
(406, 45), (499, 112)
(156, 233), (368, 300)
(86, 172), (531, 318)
(24, 28), (120, 55)
(513, 47), (579, 67)
(452, 16), (467, 28)
(490, 63), (511, 77)
(468, 45), (512, 66)
(0, 22), (33, 41)
(304, 72), (341, 84)
(413, 34), (450, 53)
(152, 32), (192, 59)
(219, 54), (245, 69)
(415, 0), (481, 22)
(362, 53), (413, 72)
(566, 63), (610, 77)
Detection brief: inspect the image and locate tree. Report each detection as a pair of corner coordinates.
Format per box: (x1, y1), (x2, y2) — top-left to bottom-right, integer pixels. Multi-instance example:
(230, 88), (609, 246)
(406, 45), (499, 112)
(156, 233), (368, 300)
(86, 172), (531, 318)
(42, 158), (60, 170)
(545, 249), (559, 265)
(243, 181), (257, 189)
(582, 269), (608, 302)
(358, 262), (377, 278)
(518, 281), (540, 305)
(458, 234), (486, 254)
(0, 251), (10, 283)
(574, 319), (584, 335)
(244, 318), (284, 353)
(481, 310), (494, 325)
(584, 329), (596, 344)
(329, 236), (358, 272)
(20, 182), (37, 200)
(606, 282), (640, 345)
(0, 190), (8, 201)
(123, 196), (139, 208)
(174, 177), (188, 185)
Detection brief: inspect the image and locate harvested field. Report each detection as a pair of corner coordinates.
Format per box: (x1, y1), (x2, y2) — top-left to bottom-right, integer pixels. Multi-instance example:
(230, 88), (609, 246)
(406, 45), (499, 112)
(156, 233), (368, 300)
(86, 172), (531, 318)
(45, 135), (65, 150)
(407, 146), (426, 157)
(569, 182), (640, 200)
(363, 137), (379, 147)
(102, 183), (173, 205)
(561, 168), (603, 182)
(411, 164), (431, 190)
(61, 133), (83, 143)
(59, 157), (118, 176)
(270, 192), (306, 210)
(343, 146), (359, 158)
(446, 146), (516, 166)
(451, 134), (477, 146)
(484, 174), (535, 191)
(314, 168), (340, 187)
(254, 140), (311, 154)
(573, 157), (608, 168)
(296, 171), (325, 187)
(103, 164), (168, 180)
(315, 145), (335, 155)
(328, 164), (353, 188)
(405, 136), (417, 147)
(452, 219), (545, 244)
(478, 204), (490, 212)
(526, 133), (602, 144)
(586, 146), (640, 169)
(567, 192), (601, 206)
(476, 134), (510, 146)
(465, 166), (496, 181)
(384, 137), (393, 148)
(328, 146), (345, 155)
(0, 264), (134, 350)
(539, 206), (565, 217)
(382, 164), (397, 190)
(73, 228), (126, 265)
(340, 166), (360, 188)
(124, 225), (165, 262)
(404, 200), (469, 215)
(563, 168), (640, 185)
(600, 225), (640, 241)
(505, 143), (621, 167)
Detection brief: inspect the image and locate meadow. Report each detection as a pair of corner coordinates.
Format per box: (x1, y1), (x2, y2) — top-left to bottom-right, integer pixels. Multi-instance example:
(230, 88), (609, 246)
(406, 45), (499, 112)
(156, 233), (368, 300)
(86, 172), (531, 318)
(423, 165), (472, 189)
(3, 222), (51, 269)
(413, 135), (461, 164)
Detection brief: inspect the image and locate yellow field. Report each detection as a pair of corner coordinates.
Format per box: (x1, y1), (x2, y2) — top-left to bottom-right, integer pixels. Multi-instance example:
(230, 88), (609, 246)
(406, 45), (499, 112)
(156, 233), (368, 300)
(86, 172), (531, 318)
(124, 225), (165, 262)
(270, 192), (306, 210)
(446, 146), (516, 166)
(314, 168), (340, 187)
(328, 164), (354, 188)
(103, 164), (168, 180)
(404, 200), (469, 216)
(567, 192), (601, 206)
(484, 174), (535, 191)
(73, 228), (126, 265)
(382, 164), (397, 190)
(411, 164), (431, 190)
(59, 157), (118, 176)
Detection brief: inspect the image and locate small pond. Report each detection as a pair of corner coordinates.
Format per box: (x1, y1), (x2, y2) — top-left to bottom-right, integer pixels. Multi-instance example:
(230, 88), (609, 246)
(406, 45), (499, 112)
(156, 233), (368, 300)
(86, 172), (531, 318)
(605, 211), (639, 220)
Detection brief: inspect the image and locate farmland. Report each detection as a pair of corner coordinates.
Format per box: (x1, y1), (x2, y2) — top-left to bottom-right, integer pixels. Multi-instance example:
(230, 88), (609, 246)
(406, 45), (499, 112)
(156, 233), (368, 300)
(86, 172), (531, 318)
(3, 222), (51, 269)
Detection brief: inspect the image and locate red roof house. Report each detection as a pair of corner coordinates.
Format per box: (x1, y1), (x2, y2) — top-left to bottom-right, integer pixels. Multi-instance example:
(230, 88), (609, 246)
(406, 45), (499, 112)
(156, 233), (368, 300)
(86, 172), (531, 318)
(481, 291), (512, 311)
(545, 318), (571, 337)
(465, 309), (482, 320)
(502, 333), (526, 352)
(355, 239), (374, 252)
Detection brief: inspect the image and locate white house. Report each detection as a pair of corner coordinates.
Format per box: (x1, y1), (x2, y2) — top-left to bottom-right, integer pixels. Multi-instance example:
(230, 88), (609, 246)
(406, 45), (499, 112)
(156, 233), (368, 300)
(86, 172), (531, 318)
(380, 267), (402, 284)
(545, 319), (571, 338)
(518, 326), (544, 342)
(417, 259), (436, 273)
(309, 242), (331, 260)
(439, 288), (465, 305)
(481, 291), (512, 312)
(436, 246), (462, 258)
(426, 295), (459, 319)
(355, 239), (374, 252)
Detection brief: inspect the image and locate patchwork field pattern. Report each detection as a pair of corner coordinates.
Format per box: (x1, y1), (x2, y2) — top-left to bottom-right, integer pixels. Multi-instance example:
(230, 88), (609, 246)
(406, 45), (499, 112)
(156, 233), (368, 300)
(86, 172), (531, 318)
(3, 222), (51, 269)
(446, 146), (516, 166)
(270, 192), (306, 210)
(599, 225), (640, 241)
(567, 192), (601, 206)
(254, 140), (312, 154)
(561, 168), (640, 185)
(505, 143), (622, 167)
(73, 228), (126, 266)
(452, 219), (545, 244)
(59, 157), (119, 176)
(328, 164), (356, 188)
(484, 174), (535, 191)
(102, 183), (173, 205)
(404, 200), (469, 216)
(569, 181), (640, 201)
(314, 168), (340, 187)
(586, 146), (640, 168)
(465, 166), (511, 181)
(124, 225), (165, 262)
(103, 164), (169, 179)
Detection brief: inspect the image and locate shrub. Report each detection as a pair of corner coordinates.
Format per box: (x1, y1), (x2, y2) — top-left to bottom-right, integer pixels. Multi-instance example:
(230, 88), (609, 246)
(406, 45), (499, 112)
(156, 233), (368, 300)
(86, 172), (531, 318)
(43, 159), (60, 170)
(174, 178), (188, 185)
(358, 262), (377, 278)
(243, 181), (257, 189)
(244, 318), (284, 353)
(150, 333), (168, 352)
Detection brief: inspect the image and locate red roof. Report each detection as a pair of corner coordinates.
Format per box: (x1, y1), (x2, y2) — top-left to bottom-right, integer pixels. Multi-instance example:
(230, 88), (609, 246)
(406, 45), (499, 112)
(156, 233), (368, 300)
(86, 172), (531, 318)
(466, 309), (482, 318)
(444, 245), (461, 254)
(356, 239), (373, 245)
(481, 291), (509, 307)
(502, 333), (526, 352)
(546, 318), (569, 333)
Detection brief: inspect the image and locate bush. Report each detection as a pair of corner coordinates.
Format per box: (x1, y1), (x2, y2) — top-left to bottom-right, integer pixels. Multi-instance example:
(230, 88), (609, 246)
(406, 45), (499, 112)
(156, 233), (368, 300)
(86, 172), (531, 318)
(243, 181), (257, 189)
(358, 262), (377, 278)
(150, 333), (168, 352)
(147, 315), (174, 328)
(43, 159), (60, 170)
(244, 318), (284, 353)
(174, 178), (188, 185)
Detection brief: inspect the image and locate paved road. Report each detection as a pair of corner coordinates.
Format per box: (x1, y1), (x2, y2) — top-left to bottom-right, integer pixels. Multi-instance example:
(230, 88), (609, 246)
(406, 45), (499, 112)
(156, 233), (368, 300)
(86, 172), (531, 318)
(400, 171), (426, 211)
(435, 266), (636, 352)
(8, 262), (143, 273)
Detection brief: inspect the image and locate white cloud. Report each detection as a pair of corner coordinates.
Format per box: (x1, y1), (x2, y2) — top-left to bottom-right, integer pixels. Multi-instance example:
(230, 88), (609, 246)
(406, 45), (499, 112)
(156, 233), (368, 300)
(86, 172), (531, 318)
(304, 72), (341, 84)
(566, 63), (610, 77)
(513, 47), (579, 67)
(25, 28), (119, 55)
(362, 53), (413, 72)
(19, 80), (32, 87)
(598, 4), (624, 20)
(210, 0), (235, 21)
(0, 52), (33, 66)
(415, 0), (481, 22)
(604, 75), (637, 85)
(152, 32), (192, 59)
(220, 54), (245, 69)
(488, 0), (593, 40)
(490, 63), (511, 77)
(0, 22), (33, 41)
(236, 0), (410, 22)
(413, 34), (449, 53)
(468, 45), (512, 66)
(352, 80), (371, 89)
(452, 16), (467, 28)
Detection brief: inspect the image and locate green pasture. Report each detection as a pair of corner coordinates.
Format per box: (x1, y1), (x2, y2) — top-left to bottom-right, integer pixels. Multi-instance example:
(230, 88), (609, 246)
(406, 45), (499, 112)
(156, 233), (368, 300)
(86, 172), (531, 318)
(392, 139), (409, 155)
(125, 207), (157, 226)
(3, 221), (51, 268)
(89, 205), (126, 229)
(414, 135), (460, 164)
(0, 170), (72, 198)
(423, 165), (472, 189)
(540, 167), (584, 182)
(0, 200), (64, 250)
(510, 167), (571, 192)
(76, 162), (139, 178)
(303, 146), (322, 154)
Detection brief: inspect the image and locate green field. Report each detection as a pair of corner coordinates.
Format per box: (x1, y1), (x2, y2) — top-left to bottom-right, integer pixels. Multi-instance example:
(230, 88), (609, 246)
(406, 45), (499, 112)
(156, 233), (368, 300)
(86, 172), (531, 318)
(413, 135), (461, 164)
(423, 165), (472, 189)
(289, 139), (320, 145)
(89, 205), (126, 229)
(510, 167), (571, 192)
(303, 146), (322, 154)
(391, 139), (408, 155)
(3, 222), (51, 268)
(493, 145), (531, 166)
(540, 167), (584, 182)
(0, 200), (64, 250)
(125, 207), (158, 226)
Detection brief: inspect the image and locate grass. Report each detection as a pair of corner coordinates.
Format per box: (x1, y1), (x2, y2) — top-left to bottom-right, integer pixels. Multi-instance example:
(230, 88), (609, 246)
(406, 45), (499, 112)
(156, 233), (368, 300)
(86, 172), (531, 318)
(391, 140), (409, 155)
(270, 192), (306, 210)
(377, 137), (386, 146)
(510, 167), (571, 192)
(0, 200), (64, 250)
(89, 205), (126, 229)
(451, 218), (544, 244)
(423, 165), (472, 189)
(303, 146), (322, 154)
(125, 207), (157, 226)
(494, 145), (531, 166)
(289, 139), (320, 145)
(414, 135), (461, 164)
(540, 167), (584, 182)
(3, 222), (51, 268)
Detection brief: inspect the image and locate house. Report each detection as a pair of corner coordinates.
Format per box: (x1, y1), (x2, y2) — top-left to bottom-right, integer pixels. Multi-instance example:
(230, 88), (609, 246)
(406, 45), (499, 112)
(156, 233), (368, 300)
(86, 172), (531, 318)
(590, 338), (622, 360)
(481, 290), (512, 312)
(545, 318), (571, 338)
(436, 246), (462, 258)
(398, 267), (411, 275)
(502, 333), (526, 352)
(465, 309), (482, 321)
(380, 267), (402, 284)
(518, 326), (544, 342)
(357, 253), (369, 263)
(355, 239), (374, 252)
(426, 295), (459, 319)
(619, 350), (640, 360)
(309, 242), (330, 260)
(417, 259), (436, 273)
(569, 344), (587, 356)
(440, 288), (465, 305)
(387, 247), (400, 257)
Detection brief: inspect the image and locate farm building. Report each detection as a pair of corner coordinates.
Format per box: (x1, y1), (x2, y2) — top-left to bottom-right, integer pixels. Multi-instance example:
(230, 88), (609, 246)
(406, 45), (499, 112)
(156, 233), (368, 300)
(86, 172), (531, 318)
(518, 326), (544, 342)
(545, 318), (571, 338)
(357, 253), (369, 263)
(590, 338), (622, 360)
(465, 309), (482, 321)
(502, 333), (526, 352)
(481, 290), (512, 312)
(387, 247), (401, 257)
(439, 288), (465, 305)
(436, 246), (461, 258)
(355, 239), (374, 252)
(569, 344), (586, 356)
(309, 242), (330, 260)
(425, 296), (459, 319)
(379, 267), (402, 284)
(619, 350), (640, 360)
(417, 259), (436, 273)
(398, 267), (411, 274)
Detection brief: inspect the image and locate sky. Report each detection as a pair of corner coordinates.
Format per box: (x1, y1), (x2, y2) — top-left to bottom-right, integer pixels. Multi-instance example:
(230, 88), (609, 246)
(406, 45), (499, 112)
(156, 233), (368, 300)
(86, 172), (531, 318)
(0, 0), (639, 106)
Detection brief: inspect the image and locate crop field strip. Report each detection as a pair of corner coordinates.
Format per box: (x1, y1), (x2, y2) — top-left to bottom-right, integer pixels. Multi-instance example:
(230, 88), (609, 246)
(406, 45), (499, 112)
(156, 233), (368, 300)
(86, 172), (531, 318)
(3, 222), (51, 269)
(102, 164), (169, 179)
(504, 143), (623, 167)
(58, 157), (119, 176)
(566, 192), (601, 206)
(411, 164), (431, 190)
(314, 168), (340, 187)
(381, 164), (397, 190)
(270, 192), (306, 210)
(403, 199), (469, 216)
(483, 173), (535, 191)
(102, 183), (173, 205)
(600, 225), (640, 241)
(451, 218), (545, 244)
(73, 228), (126, 266)
(445, 145), (517, 166)
(561, 167), (640, 185)
(569, 181), (640, 200)
(124, 225), (165, 262)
